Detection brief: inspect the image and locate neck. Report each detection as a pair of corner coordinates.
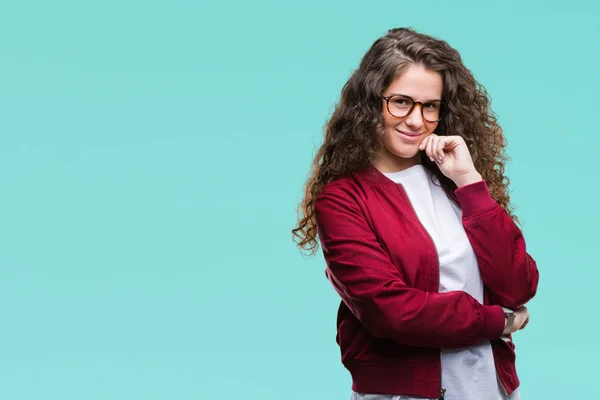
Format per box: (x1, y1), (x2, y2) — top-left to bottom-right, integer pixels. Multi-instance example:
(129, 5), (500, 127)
(374, 152), (421, 173)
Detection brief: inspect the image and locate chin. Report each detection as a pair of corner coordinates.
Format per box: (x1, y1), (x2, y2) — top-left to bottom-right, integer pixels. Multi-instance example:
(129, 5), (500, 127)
(391, 147), (419, 160)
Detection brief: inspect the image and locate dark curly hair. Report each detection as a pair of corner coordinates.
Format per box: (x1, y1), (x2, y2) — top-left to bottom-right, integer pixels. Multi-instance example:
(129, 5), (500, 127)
(292, 27), (519, 256)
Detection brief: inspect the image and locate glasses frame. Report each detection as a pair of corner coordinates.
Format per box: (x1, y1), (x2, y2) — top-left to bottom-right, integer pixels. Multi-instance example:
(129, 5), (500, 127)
(382, 94), (445, 123)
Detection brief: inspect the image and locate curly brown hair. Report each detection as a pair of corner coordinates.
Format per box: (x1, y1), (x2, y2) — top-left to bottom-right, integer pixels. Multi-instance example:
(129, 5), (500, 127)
(292, 27), (519, 256)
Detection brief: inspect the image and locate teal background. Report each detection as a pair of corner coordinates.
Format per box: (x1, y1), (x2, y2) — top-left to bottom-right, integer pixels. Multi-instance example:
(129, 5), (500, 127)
(0, 0), (597, 398)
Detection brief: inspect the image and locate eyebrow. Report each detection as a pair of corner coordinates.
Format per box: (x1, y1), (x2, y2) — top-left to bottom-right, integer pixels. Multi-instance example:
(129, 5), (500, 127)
(388, 93), (442, 102)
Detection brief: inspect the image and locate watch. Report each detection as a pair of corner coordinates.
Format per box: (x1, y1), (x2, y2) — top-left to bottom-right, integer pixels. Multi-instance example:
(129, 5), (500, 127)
(502, 309), (515, 335)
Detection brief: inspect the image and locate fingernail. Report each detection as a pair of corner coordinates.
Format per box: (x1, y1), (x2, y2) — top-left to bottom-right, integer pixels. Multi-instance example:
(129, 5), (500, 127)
(430, 157), (434, 162)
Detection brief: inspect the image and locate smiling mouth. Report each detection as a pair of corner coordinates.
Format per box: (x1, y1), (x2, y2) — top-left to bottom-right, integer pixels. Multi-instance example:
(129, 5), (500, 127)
(396, 129), (424, 138)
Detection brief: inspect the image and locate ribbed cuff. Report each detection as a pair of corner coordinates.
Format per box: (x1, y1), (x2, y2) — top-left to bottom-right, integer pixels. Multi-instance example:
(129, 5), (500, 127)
(480, 305), (506, 340)
(454, 180), (498, 218)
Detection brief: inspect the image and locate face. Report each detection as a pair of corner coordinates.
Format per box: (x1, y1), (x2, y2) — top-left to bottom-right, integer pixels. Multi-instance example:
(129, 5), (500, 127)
(375, 64), (443, 173)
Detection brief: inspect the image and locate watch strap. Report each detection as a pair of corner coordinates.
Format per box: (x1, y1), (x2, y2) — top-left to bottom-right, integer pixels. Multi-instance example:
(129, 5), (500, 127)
(502, 309), (516, 335)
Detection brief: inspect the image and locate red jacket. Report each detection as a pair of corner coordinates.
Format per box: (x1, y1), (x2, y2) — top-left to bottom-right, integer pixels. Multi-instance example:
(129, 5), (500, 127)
(314, 166), (539, 398)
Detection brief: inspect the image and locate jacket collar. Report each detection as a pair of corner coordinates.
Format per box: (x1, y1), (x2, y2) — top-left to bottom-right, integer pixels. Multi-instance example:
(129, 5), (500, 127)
(353, 165), (397, 186)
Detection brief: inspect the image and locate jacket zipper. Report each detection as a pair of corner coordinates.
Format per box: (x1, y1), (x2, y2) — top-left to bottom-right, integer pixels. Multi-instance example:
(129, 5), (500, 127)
(396, 182), (446, 400)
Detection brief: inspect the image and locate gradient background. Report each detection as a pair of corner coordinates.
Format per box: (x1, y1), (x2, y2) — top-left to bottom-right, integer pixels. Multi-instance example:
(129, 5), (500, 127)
(0, 0), (597, 399)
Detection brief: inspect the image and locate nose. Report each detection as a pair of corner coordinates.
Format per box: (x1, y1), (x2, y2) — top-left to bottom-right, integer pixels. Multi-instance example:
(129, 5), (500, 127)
(404, 104), (424, 130)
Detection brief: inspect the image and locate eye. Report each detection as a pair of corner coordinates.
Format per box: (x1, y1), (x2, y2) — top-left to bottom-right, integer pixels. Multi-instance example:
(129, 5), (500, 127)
(423, 102), (439, 110)
(392, 97), (411, 106)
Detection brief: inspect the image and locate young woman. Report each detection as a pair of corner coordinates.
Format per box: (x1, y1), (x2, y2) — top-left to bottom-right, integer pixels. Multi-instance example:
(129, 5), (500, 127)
(292, 28), (539, 400)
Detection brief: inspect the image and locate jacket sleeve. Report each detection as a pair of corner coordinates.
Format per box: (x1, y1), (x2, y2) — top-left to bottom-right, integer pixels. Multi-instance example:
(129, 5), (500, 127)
(314, 185), (506, 349)
(454, 180), (540, 309)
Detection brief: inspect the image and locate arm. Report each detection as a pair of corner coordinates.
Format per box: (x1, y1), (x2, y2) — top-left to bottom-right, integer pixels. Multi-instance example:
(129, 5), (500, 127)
(315, 185), (506, 349)
(454, 180), (540, 309)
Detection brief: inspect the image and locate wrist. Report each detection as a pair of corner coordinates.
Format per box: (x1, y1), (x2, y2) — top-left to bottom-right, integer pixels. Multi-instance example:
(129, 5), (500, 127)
(453, 171), (483, 188)
(502, 310), (516, 335)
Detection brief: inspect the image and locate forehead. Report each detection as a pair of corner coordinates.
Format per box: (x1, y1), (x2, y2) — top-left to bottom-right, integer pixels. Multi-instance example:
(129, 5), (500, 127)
(385, 64), (443, 101)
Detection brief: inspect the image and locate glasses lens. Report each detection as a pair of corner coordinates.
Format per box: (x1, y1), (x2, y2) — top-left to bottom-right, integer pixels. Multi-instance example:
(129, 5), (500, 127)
(387, 95), (442, 122)
(422, 102), (442, 122)
(387, 95), (413, 118)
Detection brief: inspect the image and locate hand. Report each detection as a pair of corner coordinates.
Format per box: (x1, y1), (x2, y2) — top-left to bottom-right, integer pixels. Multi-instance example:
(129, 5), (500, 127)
(503, 306), (530, 335)
(517, 307), (530, 331)
(419, 134), (482, 187)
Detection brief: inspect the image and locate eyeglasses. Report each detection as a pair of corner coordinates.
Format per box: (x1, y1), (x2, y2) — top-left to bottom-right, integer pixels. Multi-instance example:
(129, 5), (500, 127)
(382, 94), (444, 123)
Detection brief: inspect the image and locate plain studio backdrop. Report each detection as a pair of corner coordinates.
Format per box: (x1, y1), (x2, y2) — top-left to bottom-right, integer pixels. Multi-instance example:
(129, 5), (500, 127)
(0, 0), (597, 399)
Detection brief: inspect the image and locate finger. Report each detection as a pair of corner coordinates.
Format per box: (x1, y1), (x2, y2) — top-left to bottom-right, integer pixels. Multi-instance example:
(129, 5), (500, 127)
(422, 135), (432, 160)
(520, 316), (530, 330)
(419, 136), (429, 152)
(426, 135), (437, 162)
(436, 136), (446, 163)
(431, 135), (442, 164)
(517, 312), (528, 329)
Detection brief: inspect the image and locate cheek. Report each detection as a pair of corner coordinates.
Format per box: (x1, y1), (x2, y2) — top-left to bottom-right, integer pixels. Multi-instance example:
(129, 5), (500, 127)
(426, 121), (439, 133)
(383, 113), (398, 129)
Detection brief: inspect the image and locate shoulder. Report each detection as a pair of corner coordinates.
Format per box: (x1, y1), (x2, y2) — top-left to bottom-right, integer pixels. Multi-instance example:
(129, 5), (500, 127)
(315, 167), (395, 214)
(314, 176), (373, 233)
(315, 171), (383, 217)
(318, 171), (376, 202)
(316, 176), (362, 210)
(320, 175), (357, 195)
(314, 177), (372, 226)
(319, 167), (389, 196)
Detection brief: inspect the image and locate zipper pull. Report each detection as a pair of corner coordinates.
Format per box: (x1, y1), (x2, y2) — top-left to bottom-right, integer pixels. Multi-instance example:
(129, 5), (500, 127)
(438, 388), (446, 400)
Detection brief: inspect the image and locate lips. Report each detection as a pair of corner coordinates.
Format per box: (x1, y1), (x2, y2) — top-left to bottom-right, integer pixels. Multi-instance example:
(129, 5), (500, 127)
(396, 129), (424, 141)
(397, 129), (422, 137)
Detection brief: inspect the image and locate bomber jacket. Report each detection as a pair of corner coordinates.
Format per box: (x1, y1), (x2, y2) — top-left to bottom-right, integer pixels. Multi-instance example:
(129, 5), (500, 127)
(314, 166), (539, 399)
